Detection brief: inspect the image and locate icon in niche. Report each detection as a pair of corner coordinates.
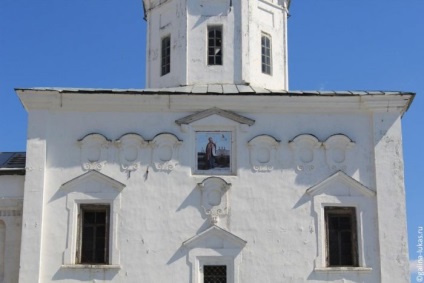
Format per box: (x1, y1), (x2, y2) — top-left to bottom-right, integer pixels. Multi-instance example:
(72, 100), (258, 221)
(196, 131), (231, 172)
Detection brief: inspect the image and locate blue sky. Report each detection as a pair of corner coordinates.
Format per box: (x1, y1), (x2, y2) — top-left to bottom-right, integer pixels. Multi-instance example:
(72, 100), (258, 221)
(1, 0), (423, 281)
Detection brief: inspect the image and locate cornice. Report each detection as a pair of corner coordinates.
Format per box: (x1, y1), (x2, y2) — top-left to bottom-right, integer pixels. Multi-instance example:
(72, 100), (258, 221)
(16, 89), (414, 116)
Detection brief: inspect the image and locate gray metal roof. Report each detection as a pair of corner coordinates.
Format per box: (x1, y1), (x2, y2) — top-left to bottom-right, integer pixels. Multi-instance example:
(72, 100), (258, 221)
(0, 152), (26, 175)
(15, 85), (415, 97)
(16, 86), (415, 113)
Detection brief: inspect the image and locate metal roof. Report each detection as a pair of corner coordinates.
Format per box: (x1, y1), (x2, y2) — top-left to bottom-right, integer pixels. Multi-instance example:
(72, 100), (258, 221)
(16, 86), (415, 113)
(0, 152), (26, 175)
(15, 85), (415, 97)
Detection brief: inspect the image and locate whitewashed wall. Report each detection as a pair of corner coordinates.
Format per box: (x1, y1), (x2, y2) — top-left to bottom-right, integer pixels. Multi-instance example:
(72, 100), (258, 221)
(15, 91), (411, 283)
(144, 0), (289, 90)
(0, 175), (23, 283)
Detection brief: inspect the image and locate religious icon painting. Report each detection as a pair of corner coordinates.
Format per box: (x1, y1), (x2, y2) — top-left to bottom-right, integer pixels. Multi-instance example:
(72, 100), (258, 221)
(196, 131), (232, 173)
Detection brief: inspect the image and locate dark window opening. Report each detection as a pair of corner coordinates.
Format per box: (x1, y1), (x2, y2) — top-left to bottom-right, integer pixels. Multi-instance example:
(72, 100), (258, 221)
(208, 26), (223, 65)
(161, 36), (171, 76)
(325, 207), (358, 267)
(261, 34), (272, 75)
(78, 204), (110, 264)
(203, 265), (227, 283)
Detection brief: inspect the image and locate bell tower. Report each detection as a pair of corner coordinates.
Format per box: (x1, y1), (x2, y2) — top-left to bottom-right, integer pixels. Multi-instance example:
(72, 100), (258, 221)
(142, 0), (290, 90)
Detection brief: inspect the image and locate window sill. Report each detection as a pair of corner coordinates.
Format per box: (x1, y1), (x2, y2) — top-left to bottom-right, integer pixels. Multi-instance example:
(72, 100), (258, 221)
(314, 267), (372, 273)
(61, 264), (121, 270)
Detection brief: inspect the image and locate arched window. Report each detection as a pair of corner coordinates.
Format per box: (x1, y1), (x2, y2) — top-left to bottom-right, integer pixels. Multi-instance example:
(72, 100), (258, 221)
(208, 26), (223, 65)
(261, 33), (272, 75)
(161, 35), (171, 76)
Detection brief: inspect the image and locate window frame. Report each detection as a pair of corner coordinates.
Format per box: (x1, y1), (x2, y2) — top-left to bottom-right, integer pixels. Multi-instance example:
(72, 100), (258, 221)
(261, 33), (272, 75)
(161, 35), (171, 76)
(77, 204), (110, 265)
(192, 126), (236, 176)
(324, 206), (359, 267)
(207, 26), (223, 66)
(61, 171), (123, 268)
(311, 195), (373, 272)
(184, 226), (246, 283)
(195, 130), (233, 175)
(308, 173), (375, 273)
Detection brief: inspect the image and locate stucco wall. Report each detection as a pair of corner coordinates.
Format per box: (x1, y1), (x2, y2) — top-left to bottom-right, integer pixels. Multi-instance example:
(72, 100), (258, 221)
(145, 0), (289, 89)
(0, 175), (23, 283)
(16, 95), (402, 282)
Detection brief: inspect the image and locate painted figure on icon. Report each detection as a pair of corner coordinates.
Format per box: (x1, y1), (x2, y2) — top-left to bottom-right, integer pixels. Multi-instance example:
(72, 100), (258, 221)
(205, 137), (216, 169)
(196, 132), (231, 172)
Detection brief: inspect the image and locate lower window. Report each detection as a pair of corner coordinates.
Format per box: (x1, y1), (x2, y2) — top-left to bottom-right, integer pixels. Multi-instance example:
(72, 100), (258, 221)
(77, 204), (110, 264)
(203, 265), (227, 283)
(325, 206), (358, 267)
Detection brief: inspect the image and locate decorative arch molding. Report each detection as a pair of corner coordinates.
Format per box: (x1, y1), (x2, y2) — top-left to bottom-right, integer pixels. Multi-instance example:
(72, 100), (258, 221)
(77, 132), (184, 175)
(78, 133), (111, 171)
(115, 133), (148, 176)
(247, 135), (281, 172)
(197, 177), (231, 226)
(323, 134), (355, 171)
(149, 133), (183, 172)
(289, 134), (321, 173)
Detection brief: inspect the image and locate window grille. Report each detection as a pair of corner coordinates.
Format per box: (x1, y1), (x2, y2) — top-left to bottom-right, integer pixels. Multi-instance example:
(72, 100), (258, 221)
(203, 265), (227, 283)
(78, 204), (110, 264)
(325, 207), (358, 267)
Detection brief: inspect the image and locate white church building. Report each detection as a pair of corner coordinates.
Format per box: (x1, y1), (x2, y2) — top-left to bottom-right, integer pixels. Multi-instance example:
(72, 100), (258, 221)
(0, 0), (414, 282)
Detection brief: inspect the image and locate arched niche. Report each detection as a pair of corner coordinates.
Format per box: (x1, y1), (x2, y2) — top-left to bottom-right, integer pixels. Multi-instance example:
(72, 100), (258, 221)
(323, 134), (355, 171)
(150, 133), (182, 172)
(289, 134), (321, 173)
(247, 135), (281, 172)
(78, 133), (111, 171)
(115, 133), (148, 176)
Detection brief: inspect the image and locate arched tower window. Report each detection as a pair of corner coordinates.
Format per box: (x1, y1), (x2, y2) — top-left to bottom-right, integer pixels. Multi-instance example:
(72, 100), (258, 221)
(161, 35), (171, 76)
(261, 33), (272, 75)
(208, 26), (223, 66)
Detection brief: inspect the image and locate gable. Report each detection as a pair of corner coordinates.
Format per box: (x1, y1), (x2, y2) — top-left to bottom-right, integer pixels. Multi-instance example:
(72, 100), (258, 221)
(183, 226), (247, 250)
(60, 170), (125, 193)
(175, 108), (255, 126)
(306, 171), (375, 197)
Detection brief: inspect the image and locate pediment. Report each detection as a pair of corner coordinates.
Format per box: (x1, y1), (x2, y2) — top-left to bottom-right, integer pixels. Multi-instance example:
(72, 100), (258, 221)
(175, 108), (255, 126)
(60, 170), (125, 193)
(183, 225), (247, 249)
(306, 171), (375, 197)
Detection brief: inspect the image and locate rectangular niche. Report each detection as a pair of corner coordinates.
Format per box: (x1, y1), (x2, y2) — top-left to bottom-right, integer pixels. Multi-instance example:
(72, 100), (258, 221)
(258, 7), (274, 28)
(195, 131), (232, 175)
